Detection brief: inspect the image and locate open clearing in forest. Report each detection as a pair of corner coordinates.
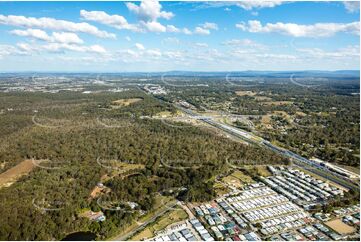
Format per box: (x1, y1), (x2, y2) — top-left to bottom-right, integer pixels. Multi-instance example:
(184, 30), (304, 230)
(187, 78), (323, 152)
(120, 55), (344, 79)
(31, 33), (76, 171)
(235, 91), (257, 96)
(262, 101), (293, 106)
(111, 98), (143, 107)
(0, 159), (35, 188)
(222, 170), (254, 188)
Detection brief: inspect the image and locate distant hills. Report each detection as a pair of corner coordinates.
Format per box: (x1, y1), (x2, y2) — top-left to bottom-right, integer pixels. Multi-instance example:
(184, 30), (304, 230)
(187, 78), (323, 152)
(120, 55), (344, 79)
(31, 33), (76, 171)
(0, 70), (359, 78)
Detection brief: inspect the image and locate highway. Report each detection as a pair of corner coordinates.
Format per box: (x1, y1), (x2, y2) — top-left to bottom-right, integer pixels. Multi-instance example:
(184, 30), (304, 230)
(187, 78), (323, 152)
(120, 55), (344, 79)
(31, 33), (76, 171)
(172, 104), (359, 191)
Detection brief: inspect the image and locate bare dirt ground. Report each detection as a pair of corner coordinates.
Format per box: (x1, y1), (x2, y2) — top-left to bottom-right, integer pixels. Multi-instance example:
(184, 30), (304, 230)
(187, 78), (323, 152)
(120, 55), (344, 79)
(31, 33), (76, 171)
(235, 91), (257, 96)
(325, 219), (355, 234)
(111, 98), (143, 107)
(0, 159), (35, 188)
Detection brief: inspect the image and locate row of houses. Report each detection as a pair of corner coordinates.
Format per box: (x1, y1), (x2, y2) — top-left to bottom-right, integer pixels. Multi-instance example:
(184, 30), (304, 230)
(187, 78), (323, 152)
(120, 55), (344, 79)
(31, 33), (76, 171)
(264, 166), (343, 205)
(189, 218), (214, 241)
(259, 212), (310, 236)
(148, 223), (198, 242)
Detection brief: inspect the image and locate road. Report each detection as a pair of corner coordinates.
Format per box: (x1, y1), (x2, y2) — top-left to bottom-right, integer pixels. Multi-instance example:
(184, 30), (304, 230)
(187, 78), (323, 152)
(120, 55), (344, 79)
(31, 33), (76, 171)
(171, 103), (359, 191)
(111, 201), (178, 241)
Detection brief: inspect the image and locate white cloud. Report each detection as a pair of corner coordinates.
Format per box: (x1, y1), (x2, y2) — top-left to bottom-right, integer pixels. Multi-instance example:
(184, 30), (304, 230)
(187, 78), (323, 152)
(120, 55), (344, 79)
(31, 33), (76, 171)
(223, 38), (266, 49)
(200, 22), (218, 30)
(80, 10), (139, 32)
(124, 0), (188, 34)
(194, 27), (210, 35)
(162, 37), (180, 45)
(166, 25), (180, 33)
(182, 28), (192, 35)
(195, 43), (208, 48)
(52, 32), (84, 44)
(11, 41), (107, 55)
(141, 20), (166, 32)
(11, 28), (84, 44)
(80, 1), (190, 34)
(11, 29), (49, 41)
(296, 45), (360, 59)
(42, 43), (107, 54)
(50, 44), (105, 54)
(0, 14), (116, 39)
(125, 36), (131, 41)
(145, 49), (162, 58)
(163, 51), (184, 59)
(193, 22), (218, 35)
(135, 43), (145, 50)
(235, 1), (284, 10)
(198, 1), (285, 11)
(235, 22), (247, 31)
(237, 20), (360, 37)
(343, 1), (360, 13)
(126, 0), (174, 22)
(0, 44), (29, 58)
(16, 42), (38, 53)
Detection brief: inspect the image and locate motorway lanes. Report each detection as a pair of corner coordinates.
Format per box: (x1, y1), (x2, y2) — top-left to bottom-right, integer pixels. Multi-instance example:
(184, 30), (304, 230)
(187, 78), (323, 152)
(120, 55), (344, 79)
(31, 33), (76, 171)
(171, 103), (359, 191)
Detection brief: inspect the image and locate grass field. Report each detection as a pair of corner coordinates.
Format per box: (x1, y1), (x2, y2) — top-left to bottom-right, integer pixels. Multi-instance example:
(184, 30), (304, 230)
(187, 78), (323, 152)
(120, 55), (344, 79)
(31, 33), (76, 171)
(222, 170), (254, 188)
(0, 159), (35, 188)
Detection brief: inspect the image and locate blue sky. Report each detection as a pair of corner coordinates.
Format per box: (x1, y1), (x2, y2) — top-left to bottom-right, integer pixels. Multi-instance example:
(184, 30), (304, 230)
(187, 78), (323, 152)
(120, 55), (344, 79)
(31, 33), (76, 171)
(0, 0), (359, 72)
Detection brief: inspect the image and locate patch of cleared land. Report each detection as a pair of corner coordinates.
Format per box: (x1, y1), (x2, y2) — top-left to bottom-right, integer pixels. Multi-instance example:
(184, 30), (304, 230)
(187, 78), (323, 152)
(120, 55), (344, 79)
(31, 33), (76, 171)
(111, 98), (143, 107)
(155, 110), (180, 118)
(296, 111), (307, 117)
(235, 91), (257, 96)
(213, 182), (231, 196)
(261, 115), (272, 129)
(262, 101), (293, 106)
(325, 219), (355, 234)
(89, 185), (111, 199)
(254, 96), (272, 101)
(100, 161), (145, 179)
(222, 170), (254, 188)
(130, 206), (188, 241)
(260, 111), (294, 129)
(254, 166), (272, 177)
(0, 159), (35, 188)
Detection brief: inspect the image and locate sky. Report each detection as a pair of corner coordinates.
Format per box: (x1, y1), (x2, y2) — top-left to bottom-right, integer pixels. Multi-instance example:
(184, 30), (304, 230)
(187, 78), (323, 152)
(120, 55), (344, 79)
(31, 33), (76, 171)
(0, 0), (359, 72)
